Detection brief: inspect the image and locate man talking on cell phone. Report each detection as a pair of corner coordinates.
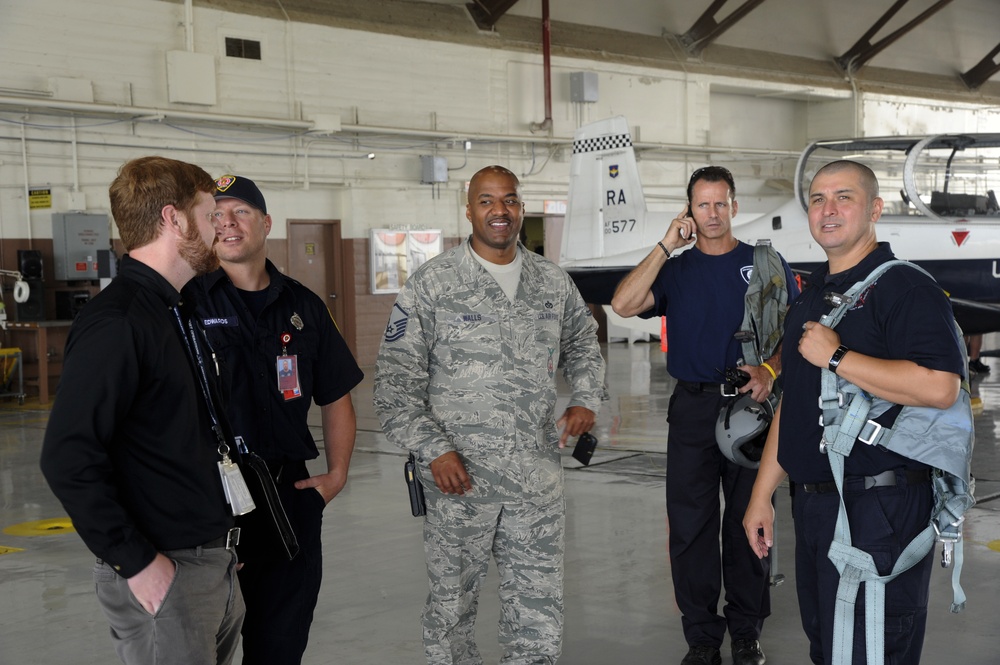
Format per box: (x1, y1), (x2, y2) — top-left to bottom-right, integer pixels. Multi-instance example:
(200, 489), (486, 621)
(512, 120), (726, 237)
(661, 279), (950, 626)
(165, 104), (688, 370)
(611, 166), (799, 665)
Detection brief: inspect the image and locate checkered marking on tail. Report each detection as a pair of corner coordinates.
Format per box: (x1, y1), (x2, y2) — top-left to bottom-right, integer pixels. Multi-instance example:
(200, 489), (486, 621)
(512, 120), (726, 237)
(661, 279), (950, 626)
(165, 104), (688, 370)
(573, 133), (632, 154)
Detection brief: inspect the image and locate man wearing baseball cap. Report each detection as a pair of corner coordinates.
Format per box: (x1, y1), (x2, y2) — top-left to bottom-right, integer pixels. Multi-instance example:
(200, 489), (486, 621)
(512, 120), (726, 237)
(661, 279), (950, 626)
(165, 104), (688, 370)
(187, 175), (363, 665)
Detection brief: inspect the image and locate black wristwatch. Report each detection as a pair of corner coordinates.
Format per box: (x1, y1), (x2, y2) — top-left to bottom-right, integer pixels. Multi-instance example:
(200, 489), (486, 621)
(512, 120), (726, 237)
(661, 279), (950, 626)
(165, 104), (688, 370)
(828, 345), (850, 374)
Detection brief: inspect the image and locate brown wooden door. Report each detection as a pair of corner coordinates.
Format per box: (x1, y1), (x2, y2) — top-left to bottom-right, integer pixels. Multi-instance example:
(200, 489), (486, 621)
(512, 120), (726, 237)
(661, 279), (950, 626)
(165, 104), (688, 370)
(286, 220), (351, 345)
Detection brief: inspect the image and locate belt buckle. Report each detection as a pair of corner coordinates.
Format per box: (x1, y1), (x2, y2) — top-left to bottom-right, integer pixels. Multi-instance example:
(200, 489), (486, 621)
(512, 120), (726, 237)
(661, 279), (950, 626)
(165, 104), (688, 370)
(226, 527), (241, 550)
(721, 383), (737, 397)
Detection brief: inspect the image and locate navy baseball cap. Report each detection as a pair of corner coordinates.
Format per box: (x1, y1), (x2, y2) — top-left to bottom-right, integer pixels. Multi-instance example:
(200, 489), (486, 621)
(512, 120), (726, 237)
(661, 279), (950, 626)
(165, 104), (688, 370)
(214, 175), (267, 214)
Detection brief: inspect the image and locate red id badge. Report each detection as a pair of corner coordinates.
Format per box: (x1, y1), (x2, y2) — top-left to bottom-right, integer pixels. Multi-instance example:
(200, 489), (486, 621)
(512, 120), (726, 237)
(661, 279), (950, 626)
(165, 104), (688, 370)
(277, 355), (302, 400)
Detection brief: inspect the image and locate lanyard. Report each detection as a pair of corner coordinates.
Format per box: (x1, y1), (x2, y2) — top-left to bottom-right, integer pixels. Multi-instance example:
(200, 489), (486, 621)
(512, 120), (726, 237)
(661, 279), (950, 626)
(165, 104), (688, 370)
(172, 305), (229, 456)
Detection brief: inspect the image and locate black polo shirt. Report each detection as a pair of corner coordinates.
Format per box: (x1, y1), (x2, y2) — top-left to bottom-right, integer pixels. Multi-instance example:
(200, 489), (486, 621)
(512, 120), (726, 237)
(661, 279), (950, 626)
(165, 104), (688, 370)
(41, 256), (233, 578)
(778, 243), (965, 484)
(188, 261), (364, 462)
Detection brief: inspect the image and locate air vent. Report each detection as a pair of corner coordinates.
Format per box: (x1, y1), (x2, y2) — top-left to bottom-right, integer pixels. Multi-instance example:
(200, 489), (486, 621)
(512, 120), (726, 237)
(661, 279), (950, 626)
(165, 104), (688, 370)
(225, 37), (261, 60)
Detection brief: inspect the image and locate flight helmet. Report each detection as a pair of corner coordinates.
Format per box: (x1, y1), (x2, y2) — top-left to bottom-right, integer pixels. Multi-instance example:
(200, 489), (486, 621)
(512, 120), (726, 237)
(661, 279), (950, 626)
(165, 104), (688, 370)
(716, 392), (778, 469)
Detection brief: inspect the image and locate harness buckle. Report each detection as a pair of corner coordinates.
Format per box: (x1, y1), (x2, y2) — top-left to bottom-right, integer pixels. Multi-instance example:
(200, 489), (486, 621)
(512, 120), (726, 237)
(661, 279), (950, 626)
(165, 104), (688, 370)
(819, 436), (828, 454)
(817, 393), (844, 409)
(941, 538), (954, 568)
(933, 522), (961, 569)
(824, 291), (853, 308)
(858, 420), (882, 446)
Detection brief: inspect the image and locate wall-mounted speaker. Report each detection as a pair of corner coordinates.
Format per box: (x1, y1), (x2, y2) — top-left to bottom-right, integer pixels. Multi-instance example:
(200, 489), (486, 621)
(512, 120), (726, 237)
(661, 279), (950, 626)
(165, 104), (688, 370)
(18, 249), (43, 281)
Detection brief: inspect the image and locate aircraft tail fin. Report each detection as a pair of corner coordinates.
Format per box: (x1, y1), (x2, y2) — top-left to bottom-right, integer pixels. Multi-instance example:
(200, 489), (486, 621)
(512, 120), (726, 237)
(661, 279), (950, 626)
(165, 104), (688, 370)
(561, 116), (657, 264)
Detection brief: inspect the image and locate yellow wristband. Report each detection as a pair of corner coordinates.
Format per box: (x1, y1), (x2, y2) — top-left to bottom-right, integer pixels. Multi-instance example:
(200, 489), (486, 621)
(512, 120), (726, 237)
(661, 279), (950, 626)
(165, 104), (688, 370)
(761, 362), (777, 380)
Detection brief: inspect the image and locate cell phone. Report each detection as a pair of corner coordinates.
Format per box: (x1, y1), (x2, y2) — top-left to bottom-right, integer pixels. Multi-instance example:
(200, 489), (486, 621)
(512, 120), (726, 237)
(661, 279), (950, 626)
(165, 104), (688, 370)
(404, 453), (426, 517)
(680, 206), (693, 239)
(572, 432), (599, 466)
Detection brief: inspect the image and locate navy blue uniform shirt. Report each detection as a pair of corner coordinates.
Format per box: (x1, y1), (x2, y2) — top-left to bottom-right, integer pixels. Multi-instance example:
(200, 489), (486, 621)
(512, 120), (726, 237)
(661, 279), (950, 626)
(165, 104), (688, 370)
(188, 260), (364, 462)
(639, 242), (798, 382)
(779, 243), (965, 483)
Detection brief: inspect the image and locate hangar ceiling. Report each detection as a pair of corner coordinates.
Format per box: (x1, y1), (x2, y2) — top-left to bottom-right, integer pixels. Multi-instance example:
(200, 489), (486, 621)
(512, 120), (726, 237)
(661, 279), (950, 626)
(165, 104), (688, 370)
(197, 0), (1000, 102)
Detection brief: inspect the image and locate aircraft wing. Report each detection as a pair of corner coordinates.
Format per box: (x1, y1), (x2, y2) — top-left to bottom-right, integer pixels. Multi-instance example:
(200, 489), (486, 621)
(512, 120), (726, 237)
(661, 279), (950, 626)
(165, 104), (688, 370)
(946, 298), (1000, 336)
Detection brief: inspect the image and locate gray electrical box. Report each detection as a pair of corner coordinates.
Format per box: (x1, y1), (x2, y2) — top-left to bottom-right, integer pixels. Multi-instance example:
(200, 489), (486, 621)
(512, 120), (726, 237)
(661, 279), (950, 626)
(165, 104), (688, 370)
(420, 155), (448, 184)
(570, 71), (599, 103)
(52, 213), (109, 281)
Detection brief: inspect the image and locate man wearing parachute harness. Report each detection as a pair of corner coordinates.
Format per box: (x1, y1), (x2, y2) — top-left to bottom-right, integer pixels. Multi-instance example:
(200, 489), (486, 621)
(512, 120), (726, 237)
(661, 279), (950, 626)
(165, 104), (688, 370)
(744, 160), (973, 665)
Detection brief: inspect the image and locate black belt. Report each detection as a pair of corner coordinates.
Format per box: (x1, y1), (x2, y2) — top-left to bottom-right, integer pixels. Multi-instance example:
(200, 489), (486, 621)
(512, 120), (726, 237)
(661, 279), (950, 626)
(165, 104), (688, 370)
(800, 468), (931, 494)
(677, 380), (731, 394)
(201, 527), (241, 550)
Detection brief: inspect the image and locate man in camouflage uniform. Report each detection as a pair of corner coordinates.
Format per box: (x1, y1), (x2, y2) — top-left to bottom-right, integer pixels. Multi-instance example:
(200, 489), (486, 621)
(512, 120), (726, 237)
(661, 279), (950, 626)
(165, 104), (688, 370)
(374, 165), (605, 664)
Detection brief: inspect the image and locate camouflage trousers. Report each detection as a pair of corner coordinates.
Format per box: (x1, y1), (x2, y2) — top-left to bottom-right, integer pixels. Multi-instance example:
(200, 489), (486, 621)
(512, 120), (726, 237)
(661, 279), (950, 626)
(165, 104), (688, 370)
(422, 493), (566, 665)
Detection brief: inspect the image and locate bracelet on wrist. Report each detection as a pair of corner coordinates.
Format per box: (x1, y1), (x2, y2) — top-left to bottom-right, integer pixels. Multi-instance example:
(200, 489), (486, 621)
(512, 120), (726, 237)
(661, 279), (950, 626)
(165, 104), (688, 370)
(760, 362), (777, 380)
(657, 241), (671, 258)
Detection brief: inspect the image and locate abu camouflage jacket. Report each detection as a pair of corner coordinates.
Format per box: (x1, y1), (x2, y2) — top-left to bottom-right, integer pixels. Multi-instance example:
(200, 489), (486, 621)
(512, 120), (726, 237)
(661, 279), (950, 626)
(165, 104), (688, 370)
(374, 240), (606, 503)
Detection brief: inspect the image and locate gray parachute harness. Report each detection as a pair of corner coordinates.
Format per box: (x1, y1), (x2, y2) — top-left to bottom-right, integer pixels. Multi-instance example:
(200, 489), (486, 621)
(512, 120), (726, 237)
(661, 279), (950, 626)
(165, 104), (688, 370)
(817, 260), (975, 665)
(738, 239), (790, 368)
(724, 240), (790, 588)
(719, 240), (789, 469)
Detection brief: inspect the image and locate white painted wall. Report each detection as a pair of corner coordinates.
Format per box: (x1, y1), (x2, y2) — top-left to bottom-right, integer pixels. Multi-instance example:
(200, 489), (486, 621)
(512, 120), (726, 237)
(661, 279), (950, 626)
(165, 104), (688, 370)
(1, 0), (1000, 245)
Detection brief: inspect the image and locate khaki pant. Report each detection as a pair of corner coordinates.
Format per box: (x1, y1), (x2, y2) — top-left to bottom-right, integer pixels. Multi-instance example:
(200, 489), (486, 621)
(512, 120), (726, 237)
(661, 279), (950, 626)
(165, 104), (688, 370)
(94, 546), (244, 665)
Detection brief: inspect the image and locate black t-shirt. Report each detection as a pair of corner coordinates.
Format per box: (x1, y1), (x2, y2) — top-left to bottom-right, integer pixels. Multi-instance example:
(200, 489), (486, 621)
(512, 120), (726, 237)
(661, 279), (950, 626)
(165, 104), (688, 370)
(188, 261), (364, 462)
(778, 243), (965, 483)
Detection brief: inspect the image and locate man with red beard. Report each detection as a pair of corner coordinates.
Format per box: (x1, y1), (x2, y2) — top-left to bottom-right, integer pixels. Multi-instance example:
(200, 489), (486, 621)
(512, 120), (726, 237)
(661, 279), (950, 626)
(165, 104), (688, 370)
(41, 156), (244, 665)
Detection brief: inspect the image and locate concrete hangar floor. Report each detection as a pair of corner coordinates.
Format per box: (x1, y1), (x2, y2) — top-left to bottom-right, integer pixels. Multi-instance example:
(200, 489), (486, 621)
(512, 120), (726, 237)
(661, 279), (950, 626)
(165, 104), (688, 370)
(1, 339), (998, 664)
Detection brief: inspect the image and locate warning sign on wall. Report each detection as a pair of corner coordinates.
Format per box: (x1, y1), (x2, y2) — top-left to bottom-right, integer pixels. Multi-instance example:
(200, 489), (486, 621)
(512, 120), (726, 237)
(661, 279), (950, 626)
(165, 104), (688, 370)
(29, 189), (52, 209)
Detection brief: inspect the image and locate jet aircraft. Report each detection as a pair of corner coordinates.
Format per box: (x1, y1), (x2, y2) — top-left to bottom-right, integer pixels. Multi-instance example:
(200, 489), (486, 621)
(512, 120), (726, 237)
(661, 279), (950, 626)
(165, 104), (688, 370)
(558, 116), (1000, 334)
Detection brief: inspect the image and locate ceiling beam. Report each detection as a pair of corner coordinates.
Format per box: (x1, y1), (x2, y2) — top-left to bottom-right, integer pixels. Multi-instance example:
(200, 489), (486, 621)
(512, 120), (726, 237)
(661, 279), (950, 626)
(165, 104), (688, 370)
(834, 0), (953, 74)
(678, 0), (768, 57)
(465, 0), (521, 30)
(961, 44), (1000, 90)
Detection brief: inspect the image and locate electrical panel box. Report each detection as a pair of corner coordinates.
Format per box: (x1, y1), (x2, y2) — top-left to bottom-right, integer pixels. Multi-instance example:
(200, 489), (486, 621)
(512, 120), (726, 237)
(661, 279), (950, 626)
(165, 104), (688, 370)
(52, 213), (109, 281)
(420, 155), (448, 184)
(166, 50), (217, 106)
(570, 72), (599, 103)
